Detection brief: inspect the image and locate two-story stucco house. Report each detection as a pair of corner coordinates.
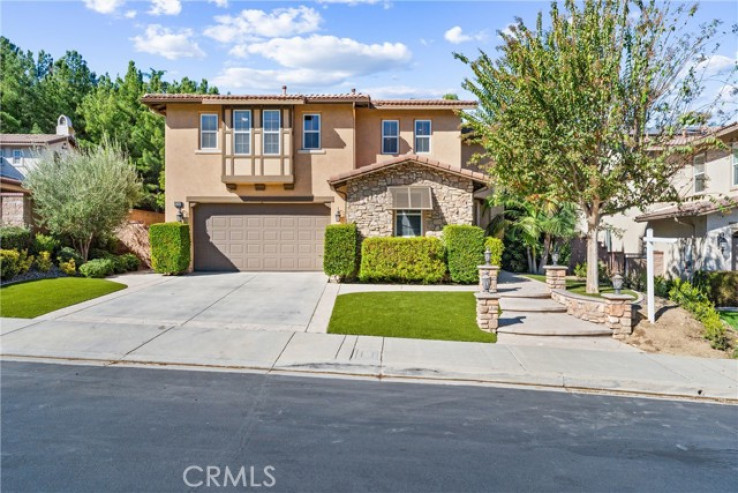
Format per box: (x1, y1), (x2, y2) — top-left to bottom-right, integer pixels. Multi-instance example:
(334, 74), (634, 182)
(142, 91), (490, 272)
(601, 123), (738, 276)
(0, 115), (76, 227)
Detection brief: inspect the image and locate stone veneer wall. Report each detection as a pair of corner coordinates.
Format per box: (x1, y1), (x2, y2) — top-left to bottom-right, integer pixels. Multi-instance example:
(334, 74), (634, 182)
(345, 163), (475, 238)
(551, 289), (638, 335)
(0, 194), (32, 227)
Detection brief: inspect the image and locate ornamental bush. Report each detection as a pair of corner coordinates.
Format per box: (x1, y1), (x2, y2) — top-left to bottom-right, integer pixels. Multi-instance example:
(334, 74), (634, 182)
(693, 270), (738, 307)
(484, 237), (504, 266)
(35, 251), (53, 272)
(323, 224), (359, 280)
(443, 225), (486, 283)
(668, 279), (731, 351)
(359, 237), (446, 284)
(0, 249), (21, 281)
(0, 226), (31, 251)
(58, 246), (84, 266)
(79, 258), (115, 278)
(17, 249), (34, 275)
(150, 222), (190, 275)
(32, 234), (60, 256)
(59, 258), (77, 276)
(118, 253), (141, 272)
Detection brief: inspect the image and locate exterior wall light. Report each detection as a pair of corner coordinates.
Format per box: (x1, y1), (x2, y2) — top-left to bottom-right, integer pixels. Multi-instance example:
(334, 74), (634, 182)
(551, 252), (560, 266)
(334, 209), (341, 223)
(483, 246), (491, 265)
(717, 233), (728, 255)
(481, 272), (491, 292)
(174, 201), (184, 223)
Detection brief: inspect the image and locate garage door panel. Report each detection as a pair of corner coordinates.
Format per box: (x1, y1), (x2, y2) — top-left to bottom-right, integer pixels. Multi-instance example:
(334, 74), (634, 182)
(194, 203), (329, 271)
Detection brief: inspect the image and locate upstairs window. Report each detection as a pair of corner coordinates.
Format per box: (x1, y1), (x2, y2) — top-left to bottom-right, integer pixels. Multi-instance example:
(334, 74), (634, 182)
(200, 114), (218, 150)
(732, 144), (738, 187)
(414, 120), (431, 153)
(303, 114), (321, 150)
(263, 110), (281, 155)
(233, 110), (251, 155)
(382, 120), (399, 154)
(12, 150), (22, 164)
(693, 153), (706, 193)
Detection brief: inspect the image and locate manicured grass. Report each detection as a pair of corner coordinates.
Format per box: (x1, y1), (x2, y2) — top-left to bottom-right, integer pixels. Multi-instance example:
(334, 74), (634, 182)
(719, 311), (738, 330)
(0, 277), (126, 318)
(523, 274), (637, 298)
(328, 292), (497, 343)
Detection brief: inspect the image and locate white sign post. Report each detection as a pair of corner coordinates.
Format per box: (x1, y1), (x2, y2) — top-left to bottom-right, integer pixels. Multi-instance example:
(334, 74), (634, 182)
(644, 228), (677, 324)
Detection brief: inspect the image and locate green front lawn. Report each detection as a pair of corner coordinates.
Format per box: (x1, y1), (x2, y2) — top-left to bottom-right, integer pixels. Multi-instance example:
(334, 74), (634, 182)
(719, 311), (738, 330)
(328, 292), (497, 343)
(523, 274), (637, 298)
(0, 278), (126, 318)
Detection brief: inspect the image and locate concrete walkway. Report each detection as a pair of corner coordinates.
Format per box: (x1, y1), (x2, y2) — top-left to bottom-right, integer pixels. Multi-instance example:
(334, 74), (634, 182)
(1, 318), (735, 402)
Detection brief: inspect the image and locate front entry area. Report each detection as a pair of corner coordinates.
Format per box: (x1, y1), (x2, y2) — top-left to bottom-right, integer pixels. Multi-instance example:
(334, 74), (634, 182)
(193, 203), (330, 271)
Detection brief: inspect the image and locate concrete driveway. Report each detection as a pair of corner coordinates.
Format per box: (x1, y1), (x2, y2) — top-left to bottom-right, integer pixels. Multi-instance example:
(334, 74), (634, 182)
(43, 272), (329, 332)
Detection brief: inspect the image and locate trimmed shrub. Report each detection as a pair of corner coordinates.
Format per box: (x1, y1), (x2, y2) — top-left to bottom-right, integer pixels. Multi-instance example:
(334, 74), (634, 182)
(669, 279), (731, 350)
(323, 224), (359, 279)
(32, 234), (60, 255)
(150, 222), (190, 275)
(17, 249), (34, 275)
(59, 258), (77, 276)
(443, 225), (485, 283)
(119, 253), (141, 272)
(89, 248), (114, 261)
(0, 226), (31, 251)
(0, 249), (21, 281)
(694, 270), (738, 307)
(36, 251), (53, 272)
(359, 237), (446, 284)
(79, 258), (115, 278)
(58, 246), (83, 266)
(484, 237), (504, 266)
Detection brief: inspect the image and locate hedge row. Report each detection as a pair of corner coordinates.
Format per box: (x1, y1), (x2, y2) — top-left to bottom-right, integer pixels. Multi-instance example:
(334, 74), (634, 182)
(150, 222), (190, 275)
(444, 225), (486, 283)
(323, 224), (359, 279)
(359, 237), (446, 284)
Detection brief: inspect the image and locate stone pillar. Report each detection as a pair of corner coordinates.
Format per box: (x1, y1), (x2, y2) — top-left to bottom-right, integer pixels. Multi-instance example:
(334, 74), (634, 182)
(478, 265), (500, 293)
(474, 292), (500, 333)
(543, 265), (567, 291)
(602, 294), (635, 335)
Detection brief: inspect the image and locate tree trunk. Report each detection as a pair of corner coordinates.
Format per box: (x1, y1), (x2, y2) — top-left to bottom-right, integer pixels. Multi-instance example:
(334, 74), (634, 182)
(538, 234), (552, 274)
(526, 247), (535, 273)
(585, 212), (601, 294)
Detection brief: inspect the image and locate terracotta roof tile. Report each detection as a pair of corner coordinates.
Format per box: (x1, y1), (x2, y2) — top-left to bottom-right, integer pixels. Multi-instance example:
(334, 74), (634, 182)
(328, 154), (489, 186)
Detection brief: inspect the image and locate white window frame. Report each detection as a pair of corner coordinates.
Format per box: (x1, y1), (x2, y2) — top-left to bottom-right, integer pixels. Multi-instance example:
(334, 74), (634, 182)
(233, 110), (252, 155)
(414, 120), (431, 154)
(394, 210), (423, 238)
(262, 109), (281, 156)
(732, 144), (738, 187)
(382, 120), (399, 155)
(200, 113), (218, 150)
(693, 152), (706, 193)
(302, 114), (321, 150)
(12, 149), (22, 164)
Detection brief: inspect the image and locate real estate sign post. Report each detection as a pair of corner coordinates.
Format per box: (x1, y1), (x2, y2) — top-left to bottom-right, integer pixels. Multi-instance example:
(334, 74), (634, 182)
(645, 228), (677, 324)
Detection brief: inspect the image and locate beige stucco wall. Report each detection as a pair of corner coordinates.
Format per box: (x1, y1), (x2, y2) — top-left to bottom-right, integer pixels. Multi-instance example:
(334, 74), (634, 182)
(354, 109), (464, 168)
(345, 162), (475, 238)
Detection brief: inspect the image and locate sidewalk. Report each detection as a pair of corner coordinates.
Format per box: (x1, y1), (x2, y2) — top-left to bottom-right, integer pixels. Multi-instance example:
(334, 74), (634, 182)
(1, 317), (736, 402)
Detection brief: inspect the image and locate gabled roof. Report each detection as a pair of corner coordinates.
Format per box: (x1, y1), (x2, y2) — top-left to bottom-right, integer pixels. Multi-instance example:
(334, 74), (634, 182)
(635, 195), (738, 222)
(0, 134), (73, 146)
(328, 154), (489, 187)
(0, 159), (25, 181)
(141, 93), (477, 115)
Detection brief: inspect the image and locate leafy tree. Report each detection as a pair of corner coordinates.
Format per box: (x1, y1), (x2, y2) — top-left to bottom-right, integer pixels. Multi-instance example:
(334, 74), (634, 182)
(24, 141), (143, 261)
(457, 0), (735, 293)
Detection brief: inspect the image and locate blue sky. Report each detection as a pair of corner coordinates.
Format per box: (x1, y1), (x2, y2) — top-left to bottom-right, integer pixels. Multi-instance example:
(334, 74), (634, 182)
(1, 0), (736, 103)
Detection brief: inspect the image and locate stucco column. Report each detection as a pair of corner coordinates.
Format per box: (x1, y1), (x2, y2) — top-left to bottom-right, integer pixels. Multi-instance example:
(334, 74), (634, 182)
(478, 265), (500, 293)
(602, 294), (635, 335)
(474, 292), (500, 333)
(543, 265), (567, 291)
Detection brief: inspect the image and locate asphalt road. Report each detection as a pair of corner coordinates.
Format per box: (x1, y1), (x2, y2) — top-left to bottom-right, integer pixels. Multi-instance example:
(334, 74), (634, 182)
(1, 362), (736, 492)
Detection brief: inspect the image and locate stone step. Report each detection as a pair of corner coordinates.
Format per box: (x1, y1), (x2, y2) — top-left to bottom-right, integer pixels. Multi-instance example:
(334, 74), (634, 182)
(497, 289), (551, 299)
(499, 297), (567, 313)
(497, 313), (613, 337)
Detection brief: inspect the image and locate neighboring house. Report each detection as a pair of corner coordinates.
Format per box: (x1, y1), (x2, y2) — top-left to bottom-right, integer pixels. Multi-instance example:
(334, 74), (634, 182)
(601, 123), (738, 276)
(142, 91), (490, 272)
(0, 115), (77, 228)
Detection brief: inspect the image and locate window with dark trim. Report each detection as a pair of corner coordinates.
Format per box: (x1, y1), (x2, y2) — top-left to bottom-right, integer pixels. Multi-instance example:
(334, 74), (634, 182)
(200, 114), (218, 150)
(303, 114), (321, 150)
(382, 120), (399, 154)
(263, 110), (281, 155)
(395, 210), (423, 237)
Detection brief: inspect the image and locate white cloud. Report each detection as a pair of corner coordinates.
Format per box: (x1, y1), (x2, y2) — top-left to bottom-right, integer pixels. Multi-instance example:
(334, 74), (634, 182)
(242, 35), (411, 75)
(204, 6), (322, 44)
(695, 54), (735, 75)
(208, 0), (229, 7)
(148, 0), (181, 16)
(498, 23), (515, 39)
(444, 25), (487, 45)
(124, 10), (137, 19)
(132, 25), (205, 60)
(317, 0), (385, 5)
(213, 67), (350, 91)
(83, 0), (125, 15)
